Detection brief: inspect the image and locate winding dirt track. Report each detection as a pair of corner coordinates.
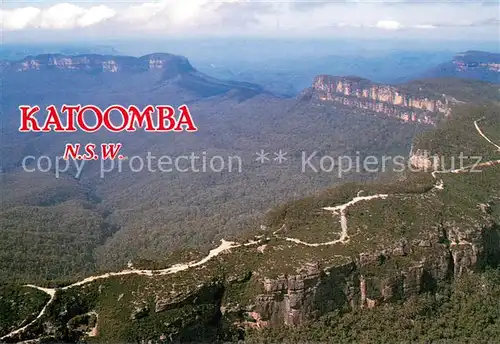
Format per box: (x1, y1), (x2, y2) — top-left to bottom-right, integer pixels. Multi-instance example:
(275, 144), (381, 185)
(475, 118), (500, 151)
(275, 194), (389, 247)
(0, 240), (247, 341)
(276, 119), (500, 247)
(2, 119), (499, 341)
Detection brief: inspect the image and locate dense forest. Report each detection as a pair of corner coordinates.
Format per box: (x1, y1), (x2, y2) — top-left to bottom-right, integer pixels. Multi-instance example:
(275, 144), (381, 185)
(0, 97), (423, 283)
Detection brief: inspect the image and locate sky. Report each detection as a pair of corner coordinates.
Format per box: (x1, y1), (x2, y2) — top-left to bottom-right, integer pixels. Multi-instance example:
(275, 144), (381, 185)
(1, 0), (499, 42)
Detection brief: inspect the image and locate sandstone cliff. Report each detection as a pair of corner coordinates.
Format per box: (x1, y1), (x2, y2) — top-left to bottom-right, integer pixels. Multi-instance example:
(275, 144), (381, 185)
(227, 217), (497, 328)
(301, 75), (461, 125)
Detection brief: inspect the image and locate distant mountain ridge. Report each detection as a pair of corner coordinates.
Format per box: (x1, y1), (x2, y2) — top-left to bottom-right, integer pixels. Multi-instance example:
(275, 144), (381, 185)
(0, 52), (194, 74)
(0, 44), (121, 61)
(421, 50), (499, 83)
(0, 52), (265, 101)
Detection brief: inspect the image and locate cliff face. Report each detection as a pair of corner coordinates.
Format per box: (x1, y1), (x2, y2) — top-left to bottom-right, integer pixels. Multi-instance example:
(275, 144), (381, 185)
(453, 60), (500, 73)
(422, 50), (500, 84)
(451, 51), (500, 73)
(0, 53), (195, 75)
(303, 75), (458, 125)
(242, 223), (495, 327)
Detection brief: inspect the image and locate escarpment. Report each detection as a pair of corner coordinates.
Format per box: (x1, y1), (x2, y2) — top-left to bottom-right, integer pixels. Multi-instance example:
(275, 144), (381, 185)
(226, 219), (499, 328)
(301, 75), (461, 125)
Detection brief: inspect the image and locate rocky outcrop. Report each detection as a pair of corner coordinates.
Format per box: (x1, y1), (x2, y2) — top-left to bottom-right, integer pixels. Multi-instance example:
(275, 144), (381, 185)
(410, 149), (437, 171)
(154, 282), (224, 314)
(250, 262), (356, 326)
(302, 75), (459, 125)
(130, 304), (149, 320)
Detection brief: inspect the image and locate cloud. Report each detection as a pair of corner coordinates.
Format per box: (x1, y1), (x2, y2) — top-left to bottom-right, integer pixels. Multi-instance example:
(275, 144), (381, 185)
(115, 0), (247, 31)
(0, 0), (498, 40)
(78, 6), (116, 28)
(1, 7), (41, 30)
(118, 2), (167, 24)
(40, 4), (86, 29)
(1, 3), (116, 30)
(412, 24), (437, 30)
(375, 20), (403, 30)
(373, 21), (437, 30)
(431, 17), (500, 28)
